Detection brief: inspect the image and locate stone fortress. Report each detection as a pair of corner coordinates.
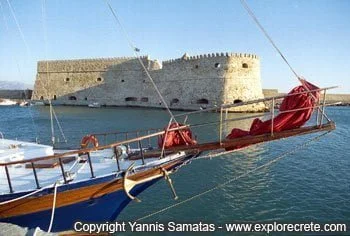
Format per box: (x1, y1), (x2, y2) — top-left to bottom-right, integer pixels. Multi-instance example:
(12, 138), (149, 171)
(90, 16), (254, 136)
(32, 52), (267, 112)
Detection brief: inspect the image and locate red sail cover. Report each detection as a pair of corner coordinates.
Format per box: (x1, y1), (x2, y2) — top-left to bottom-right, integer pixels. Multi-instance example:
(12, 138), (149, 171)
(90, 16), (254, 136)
(226, 80), (320, 150)
(158, 122), (197, 149)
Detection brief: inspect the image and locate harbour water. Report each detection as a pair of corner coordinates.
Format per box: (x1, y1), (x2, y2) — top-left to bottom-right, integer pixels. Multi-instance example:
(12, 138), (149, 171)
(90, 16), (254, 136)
(0, 105), (349, 233)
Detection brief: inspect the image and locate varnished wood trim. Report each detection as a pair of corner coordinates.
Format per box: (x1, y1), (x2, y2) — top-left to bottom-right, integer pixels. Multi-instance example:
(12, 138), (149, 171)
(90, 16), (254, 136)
(0, 158), (185, 218)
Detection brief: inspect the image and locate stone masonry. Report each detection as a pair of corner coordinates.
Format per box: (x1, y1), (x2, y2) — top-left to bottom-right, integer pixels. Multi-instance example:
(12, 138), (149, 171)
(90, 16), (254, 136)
(32, 52), (266, 112)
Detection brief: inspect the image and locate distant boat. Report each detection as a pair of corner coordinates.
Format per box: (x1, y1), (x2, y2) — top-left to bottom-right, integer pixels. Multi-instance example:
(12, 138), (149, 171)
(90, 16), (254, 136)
(0, 99), (17, 106)
(19, 101), (31, 107)
(88, 102), (101, 108)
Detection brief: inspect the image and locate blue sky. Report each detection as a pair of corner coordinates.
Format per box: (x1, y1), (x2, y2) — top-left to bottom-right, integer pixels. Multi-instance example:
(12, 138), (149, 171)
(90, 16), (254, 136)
(0, 0), (349, 93)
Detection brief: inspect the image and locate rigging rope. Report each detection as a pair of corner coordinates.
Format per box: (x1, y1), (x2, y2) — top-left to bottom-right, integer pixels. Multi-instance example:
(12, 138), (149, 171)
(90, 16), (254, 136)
(103, 0), (175, 121)
(47, 182), (59, 233)
(134, 131), (331, 222)
(0, 1), (39, 140)
(239, 0), (299, 79)
(5, 0), (31, 57)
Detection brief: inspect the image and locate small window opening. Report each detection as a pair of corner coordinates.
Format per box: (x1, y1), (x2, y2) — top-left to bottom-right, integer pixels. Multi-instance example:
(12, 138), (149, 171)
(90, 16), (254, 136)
(69, 96), (77, 101)
(65, 78), (70, 82)
(53, 95), (57, 100)
(121, 79), (125, 82)
(40, 96), (44, 100)
(195, 65), (199, 69)
(234, 99), (243, 104)
(141, 97), (149, 102)
(97, 77), (102, 82)
(197, 99), (209, 104)
(214, 63), (221, 68)
(242, 63), (248, 68)
(84, 97), (88, 101)
(125, 97), (137, 102)
(170, 98), (179, 106)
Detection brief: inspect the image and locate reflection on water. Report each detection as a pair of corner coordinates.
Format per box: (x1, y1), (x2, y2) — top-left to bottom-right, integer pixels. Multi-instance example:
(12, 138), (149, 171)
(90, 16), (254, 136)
(0, 106), (349, 229)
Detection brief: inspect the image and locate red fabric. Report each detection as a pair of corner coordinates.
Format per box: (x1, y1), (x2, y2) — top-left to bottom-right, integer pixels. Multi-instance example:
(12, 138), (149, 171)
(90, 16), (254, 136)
(158, 122), (197, 149)
(226, 80), (320, 150)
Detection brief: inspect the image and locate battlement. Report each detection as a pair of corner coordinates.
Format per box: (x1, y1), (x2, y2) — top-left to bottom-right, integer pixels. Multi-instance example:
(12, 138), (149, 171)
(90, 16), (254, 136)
(162, 52), (259, 64)
(33, 51), (265, 112)
(38, 55), (149, 64)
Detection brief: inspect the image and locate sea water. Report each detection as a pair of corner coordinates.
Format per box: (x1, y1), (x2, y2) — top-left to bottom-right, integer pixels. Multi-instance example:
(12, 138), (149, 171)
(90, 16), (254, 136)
(0, 106), (349, 234)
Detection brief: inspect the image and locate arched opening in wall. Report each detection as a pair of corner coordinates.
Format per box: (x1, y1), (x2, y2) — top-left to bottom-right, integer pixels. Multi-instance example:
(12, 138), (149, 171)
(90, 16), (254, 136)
(141, 97), (148, 102)
(125, 97), (137, 102)
(40, 96), (44, 100)
(121, 79), (125, 83)
(234, 99), (243, 104)
(195, 65), (199, 69)
(197, 98), (209, 104)
(96, 77), (102, 82)
(170, 98), (179, 106)
(242, 63), (248, 68)
(65, 78), (70, 82)
(84, 97), (88, 101)
(69, 96), (77, 101)
(53, 95), (57, 100)
(214, 63), (221, 68)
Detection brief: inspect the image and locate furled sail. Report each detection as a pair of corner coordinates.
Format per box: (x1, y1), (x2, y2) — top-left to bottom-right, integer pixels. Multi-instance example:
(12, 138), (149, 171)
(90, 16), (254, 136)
(226, 80), (320, 150)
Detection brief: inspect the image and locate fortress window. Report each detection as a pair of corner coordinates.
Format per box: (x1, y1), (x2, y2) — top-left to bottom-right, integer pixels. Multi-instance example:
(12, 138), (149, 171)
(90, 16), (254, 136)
(215, 63), (221, 68)
(234, 99), (243, 104)
(84, 97), (88, 101)
(242, 63), (248, 68)
(40, 96), (44, 100)
(171, 98), (179, 105)
(65, 78), (70, 82)
(141, 97), (149, 102)
(97, 77), (102, 82)
(125, 97), (137, 102)
(121, 79), (125, 82)
(195, 65), (199, 69)
(53, 95), (57, 100)
(197, 99), (209, 104)
(69, 96), (77, 101)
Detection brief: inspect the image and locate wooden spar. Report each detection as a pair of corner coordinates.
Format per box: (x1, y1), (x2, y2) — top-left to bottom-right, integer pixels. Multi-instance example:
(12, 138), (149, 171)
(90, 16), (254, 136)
(173, 86), (338, 117)
(128, 122), (335, 160)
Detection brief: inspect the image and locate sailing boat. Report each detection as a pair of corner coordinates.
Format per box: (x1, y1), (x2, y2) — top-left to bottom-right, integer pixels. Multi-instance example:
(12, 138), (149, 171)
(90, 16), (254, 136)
(0, 0), (338, 233)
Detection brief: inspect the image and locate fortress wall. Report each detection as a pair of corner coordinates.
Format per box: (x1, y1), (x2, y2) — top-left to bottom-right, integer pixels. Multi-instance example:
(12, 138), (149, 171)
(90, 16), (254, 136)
(0, 90), (32, 99)
(32, 53), (266, 112)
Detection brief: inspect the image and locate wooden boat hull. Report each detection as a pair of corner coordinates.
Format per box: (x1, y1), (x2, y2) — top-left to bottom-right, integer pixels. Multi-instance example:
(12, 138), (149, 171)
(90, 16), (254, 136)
(0, 154), (196, 232)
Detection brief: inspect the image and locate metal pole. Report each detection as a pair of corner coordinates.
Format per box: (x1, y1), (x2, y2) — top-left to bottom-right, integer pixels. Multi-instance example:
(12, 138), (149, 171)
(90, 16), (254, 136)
(113, 146), (121, 171)
(5, 165), (13, 193)
(147, 130), (151, 147)
(58, 158), (67, 184)
(87, 152), (95, 178)
(219, 107), (223, 144)
(139, 140), (145, 165)
(31, 162), (40, 189)
(316, 95), (320, 125)
(320, 90), (327, 126)
(271, 98), (275, 136)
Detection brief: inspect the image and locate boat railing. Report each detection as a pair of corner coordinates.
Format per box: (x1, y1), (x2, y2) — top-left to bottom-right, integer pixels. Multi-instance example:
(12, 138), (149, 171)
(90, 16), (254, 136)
(0, 125), (190, 193)
(0, 86), (338, 193)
